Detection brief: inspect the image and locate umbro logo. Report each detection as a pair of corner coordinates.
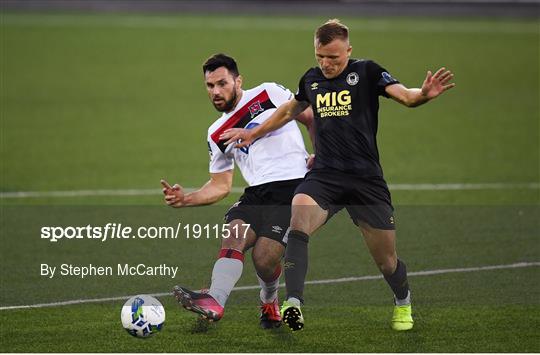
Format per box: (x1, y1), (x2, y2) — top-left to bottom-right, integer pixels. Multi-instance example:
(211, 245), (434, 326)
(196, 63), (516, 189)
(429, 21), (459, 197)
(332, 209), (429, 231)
(311, 82), (318, 90)
(283, 261), (295, 269)
(272, 225), (283, 233)
(225, 201), (242, 217)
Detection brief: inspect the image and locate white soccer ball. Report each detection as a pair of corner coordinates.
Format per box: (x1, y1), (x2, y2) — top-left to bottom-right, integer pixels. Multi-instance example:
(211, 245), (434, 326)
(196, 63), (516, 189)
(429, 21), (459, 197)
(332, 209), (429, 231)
(121, 295), (165, 338)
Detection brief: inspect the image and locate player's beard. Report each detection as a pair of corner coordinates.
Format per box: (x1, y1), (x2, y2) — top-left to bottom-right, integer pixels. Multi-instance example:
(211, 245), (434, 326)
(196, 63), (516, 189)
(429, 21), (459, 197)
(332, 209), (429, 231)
(213, 85), (238, 113)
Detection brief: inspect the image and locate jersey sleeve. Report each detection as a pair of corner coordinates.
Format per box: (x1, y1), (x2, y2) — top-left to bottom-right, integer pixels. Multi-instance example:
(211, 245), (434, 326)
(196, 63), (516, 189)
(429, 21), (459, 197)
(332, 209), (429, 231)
(263, 82), (294, 106)
(366, 60), (400, 98)
(294, 71), (310, 103)
(207, 136), (234, 174)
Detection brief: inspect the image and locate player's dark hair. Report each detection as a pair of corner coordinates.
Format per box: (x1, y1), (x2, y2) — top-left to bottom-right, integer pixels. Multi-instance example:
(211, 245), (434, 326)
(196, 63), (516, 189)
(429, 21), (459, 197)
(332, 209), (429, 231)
(202, 53), (240, 78)
(315, 19), (349, 45)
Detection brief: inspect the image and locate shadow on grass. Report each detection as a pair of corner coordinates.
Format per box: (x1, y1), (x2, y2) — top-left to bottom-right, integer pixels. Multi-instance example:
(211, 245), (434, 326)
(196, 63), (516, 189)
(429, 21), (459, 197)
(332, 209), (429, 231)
(267, 324), (298, 344)
(190, 316), (218, 334)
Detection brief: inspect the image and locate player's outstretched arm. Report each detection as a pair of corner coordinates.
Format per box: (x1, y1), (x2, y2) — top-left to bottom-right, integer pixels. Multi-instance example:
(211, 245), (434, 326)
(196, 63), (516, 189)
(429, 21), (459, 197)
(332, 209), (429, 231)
(220, 99), (310, 148)
(160, 170), (233, 208)
(386, 67), (455, 108)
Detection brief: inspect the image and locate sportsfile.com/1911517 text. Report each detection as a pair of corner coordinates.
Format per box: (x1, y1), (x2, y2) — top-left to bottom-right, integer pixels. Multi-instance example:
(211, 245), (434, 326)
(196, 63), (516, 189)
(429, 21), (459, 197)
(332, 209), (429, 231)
(40, 223), (251, 243)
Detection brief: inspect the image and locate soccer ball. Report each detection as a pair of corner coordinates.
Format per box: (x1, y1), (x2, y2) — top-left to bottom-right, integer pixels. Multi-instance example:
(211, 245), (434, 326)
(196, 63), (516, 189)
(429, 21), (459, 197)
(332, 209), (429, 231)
(121, 295), (165, 338)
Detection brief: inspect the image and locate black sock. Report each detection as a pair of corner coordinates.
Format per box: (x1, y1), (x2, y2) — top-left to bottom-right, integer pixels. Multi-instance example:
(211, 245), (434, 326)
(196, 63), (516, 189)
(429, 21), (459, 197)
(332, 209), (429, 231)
(383, 259), (410, 301)
(284, 230), (309, 304)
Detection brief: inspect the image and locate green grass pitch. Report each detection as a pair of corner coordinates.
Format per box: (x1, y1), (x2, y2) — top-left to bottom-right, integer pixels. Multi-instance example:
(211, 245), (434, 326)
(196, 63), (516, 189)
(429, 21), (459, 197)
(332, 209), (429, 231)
(1, 12), (539, 352)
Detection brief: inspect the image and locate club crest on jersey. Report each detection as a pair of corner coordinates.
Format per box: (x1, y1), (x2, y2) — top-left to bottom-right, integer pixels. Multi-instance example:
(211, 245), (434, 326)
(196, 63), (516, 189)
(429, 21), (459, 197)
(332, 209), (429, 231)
(346, 72), (359, 86)
(248, 101), (265, 118)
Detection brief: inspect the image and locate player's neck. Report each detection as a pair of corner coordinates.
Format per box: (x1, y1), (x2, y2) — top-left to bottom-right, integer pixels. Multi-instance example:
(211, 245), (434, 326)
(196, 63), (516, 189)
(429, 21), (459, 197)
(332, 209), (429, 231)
(225, 90), (243, 114)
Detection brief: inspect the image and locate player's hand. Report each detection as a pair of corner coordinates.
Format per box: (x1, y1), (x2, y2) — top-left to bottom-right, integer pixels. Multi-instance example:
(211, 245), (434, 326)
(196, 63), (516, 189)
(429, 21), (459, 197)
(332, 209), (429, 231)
(219, 128), (254, 148)
(421, 67), (455, 99)
(160, 179), (185, 208)
(306, 154), (316, 170)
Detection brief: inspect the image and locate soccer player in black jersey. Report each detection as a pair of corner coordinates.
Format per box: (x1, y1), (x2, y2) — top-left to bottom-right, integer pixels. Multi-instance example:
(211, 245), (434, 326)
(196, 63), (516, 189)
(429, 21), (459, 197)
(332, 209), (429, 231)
(220, 19), (455, 331)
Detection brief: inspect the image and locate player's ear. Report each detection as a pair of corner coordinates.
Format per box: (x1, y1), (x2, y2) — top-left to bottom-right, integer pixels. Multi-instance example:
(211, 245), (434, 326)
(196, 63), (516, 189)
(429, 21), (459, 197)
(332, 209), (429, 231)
(236, 74), (243, 88)
(347, 45), (352, 57)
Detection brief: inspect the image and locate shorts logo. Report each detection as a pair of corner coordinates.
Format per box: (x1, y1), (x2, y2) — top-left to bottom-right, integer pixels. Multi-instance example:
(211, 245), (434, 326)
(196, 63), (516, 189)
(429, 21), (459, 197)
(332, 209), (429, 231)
(390, 216), (395, 224)
(271, 225), (283, 234)
(346, 72), (359, 86)
(225, 201), (241, 216)
(248, 101), (264, 118)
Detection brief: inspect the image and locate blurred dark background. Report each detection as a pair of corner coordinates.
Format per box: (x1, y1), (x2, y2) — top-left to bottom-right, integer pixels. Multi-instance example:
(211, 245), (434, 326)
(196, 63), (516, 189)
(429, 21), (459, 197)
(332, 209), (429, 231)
(2, 0), (539, 18)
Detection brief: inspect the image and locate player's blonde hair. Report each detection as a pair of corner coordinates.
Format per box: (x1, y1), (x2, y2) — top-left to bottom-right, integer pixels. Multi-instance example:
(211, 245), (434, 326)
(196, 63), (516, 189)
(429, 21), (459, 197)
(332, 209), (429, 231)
(315, 19), (349, 45)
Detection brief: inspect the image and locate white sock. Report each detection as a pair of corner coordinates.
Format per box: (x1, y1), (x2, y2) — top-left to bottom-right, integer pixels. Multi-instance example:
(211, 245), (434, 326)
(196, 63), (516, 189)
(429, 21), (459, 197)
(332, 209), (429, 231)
(257, 273), (280, 303)
(208, 257), (243, 307)
(395, 290), (411, 306)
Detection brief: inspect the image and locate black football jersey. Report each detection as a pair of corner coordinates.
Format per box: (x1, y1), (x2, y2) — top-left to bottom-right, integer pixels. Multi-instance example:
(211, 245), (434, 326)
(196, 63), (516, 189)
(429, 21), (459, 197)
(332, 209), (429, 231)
(295, 59), (399, 176)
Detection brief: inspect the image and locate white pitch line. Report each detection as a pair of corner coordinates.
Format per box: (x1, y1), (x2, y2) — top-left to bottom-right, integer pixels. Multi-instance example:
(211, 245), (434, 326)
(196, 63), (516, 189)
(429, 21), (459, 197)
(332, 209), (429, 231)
(389, 182), (540, 190)
(1, 261), (538, 311)
(1, 182), (538, 199)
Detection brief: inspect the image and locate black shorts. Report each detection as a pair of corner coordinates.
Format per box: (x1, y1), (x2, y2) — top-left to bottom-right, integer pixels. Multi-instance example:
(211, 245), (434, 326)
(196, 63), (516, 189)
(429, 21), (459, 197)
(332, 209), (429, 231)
(225, 178), (303, 245)
(294, 169), (395, 230)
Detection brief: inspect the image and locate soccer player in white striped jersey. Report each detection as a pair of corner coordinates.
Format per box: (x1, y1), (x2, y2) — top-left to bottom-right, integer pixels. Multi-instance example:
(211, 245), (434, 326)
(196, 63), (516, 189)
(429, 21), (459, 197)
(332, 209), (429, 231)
(161, 53), (313, 328)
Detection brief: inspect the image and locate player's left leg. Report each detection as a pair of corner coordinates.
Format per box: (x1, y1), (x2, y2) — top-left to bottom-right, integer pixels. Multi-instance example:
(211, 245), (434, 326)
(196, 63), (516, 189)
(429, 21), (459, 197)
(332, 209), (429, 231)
(359, 222), (413, 331)
(252, 237), (285, 329)
(173, 219), (256, 321)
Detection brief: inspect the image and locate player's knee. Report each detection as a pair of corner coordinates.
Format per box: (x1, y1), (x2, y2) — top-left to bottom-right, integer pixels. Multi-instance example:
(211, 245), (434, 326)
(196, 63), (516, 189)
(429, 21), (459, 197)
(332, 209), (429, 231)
(377, 257), (398, 276)
(289, 213), (313, 234)
(221, 220), (253, 251)
(290, 196), (327, 235)
(221, 229), (246, 251)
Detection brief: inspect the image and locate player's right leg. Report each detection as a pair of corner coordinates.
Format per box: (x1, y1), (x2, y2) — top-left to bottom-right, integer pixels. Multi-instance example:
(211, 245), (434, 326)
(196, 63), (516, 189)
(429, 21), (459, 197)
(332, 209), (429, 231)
(281, 193), (328, 331)
(252, 237), (285, 329)
(173, 219), (255, 321)
(359, 222), (413, 331)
